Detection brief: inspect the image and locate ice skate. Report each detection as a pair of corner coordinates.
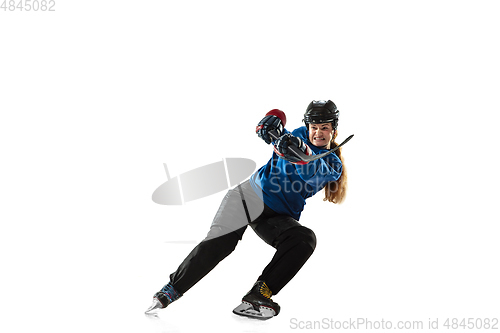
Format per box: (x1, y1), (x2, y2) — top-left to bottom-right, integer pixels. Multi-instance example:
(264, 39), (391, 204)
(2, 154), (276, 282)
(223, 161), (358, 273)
(144, 291), (171, 315)
(232, 281), (280, 320)
(145, 282), (183, 315)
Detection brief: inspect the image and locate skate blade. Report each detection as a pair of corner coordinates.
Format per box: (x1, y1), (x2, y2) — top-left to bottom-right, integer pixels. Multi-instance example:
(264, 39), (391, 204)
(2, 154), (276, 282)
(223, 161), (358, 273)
(232, 301), (276, 320)
(144, 298), (164, 315)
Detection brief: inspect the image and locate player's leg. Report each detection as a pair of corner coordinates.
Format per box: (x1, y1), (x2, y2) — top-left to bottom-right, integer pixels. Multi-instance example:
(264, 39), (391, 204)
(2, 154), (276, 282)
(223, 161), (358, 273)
(146, 181), (263, 313)
(257, 224), (316, 294)
(233, 215), (316, 319)
(169, 225), (247, 294)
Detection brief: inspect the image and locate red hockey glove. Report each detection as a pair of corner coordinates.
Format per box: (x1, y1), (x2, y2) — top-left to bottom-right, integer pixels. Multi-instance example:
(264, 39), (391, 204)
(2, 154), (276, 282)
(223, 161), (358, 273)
(256, 109), (287, 144)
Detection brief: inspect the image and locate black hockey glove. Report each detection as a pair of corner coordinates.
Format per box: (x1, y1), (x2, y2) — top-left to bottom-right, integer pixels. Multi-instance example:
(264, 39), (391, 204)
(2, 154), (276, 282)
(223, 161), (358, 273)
(273, 133), (312, 164)
(256, 110), (285, 144)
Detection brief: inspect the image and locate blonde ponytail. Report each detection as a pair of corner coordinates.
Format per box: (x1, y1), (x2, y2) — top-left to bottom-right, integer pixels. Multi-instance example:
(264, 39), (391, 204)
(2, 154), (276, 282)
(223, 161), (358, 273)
(324, 132), (347, 204)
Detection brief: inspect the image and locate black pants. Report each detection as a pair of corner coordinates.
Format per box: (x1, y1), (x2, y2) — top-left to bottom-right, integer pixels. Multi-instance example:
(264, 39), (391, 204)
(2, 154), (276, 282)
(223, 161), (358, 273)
(168, 180), (317, 296)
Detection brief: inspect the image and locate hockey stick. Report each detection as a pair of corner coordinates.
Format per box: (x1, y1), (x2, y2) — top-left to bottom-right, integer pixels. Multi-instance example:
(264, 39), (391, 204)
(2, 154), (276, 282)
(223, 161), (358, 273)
(268, 130), (354, 163)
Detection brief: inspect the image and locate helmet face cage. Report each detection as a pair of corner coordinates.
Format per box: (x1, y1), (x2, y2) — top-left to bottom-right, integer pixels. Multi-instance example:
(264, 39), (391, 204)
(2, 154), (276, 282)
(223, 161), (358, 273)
(303, 100), (339, 130)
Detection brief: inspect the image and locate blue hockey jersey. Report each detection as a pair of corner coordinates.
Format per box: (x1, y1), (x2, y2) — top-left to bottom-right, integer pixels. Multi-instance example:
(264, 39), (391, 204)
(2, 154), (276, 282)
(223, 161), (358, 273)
(249, 126), (342, 220)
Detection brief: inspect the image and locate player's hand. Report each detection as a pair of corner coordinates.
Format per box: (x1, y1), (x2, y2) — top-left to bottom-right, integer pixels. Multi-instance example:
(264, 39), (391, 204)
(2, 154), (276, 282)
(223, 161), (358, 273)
(273, 133), (312, 164)
(256, 110), (285, 144)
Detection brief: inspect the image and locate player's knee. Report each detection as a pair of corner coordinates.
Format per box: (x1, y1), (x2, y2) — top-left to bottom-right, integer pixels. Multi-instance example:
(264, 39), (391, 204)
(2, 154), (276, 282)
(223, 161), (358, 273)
(281, 226), (316, 252)
(203, 226), (245, 256)
(205, 225), (246, 242)
(298, 226), (317, 252)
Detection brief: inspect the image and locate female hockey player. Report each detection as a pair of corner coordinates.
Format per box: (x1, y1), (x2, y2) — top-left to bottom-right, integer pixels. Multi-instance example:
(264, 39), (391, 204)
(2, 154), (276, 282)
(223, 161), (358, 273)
(146, 100), (348, 319)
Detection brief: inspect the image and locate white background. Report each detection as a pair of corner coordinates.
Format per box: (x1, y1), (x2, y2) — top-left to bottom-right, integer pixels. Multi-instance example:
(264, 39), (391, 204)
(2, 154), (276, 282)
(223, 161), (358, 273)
(1, 1), (499, 332)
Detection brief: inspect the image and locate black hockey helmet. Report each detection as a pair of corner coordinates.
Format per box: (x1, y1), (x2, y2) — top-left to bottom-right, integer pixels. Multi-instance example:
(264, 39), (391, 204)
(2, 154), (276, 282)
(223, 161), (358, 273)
(303, 100), (339, 130)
